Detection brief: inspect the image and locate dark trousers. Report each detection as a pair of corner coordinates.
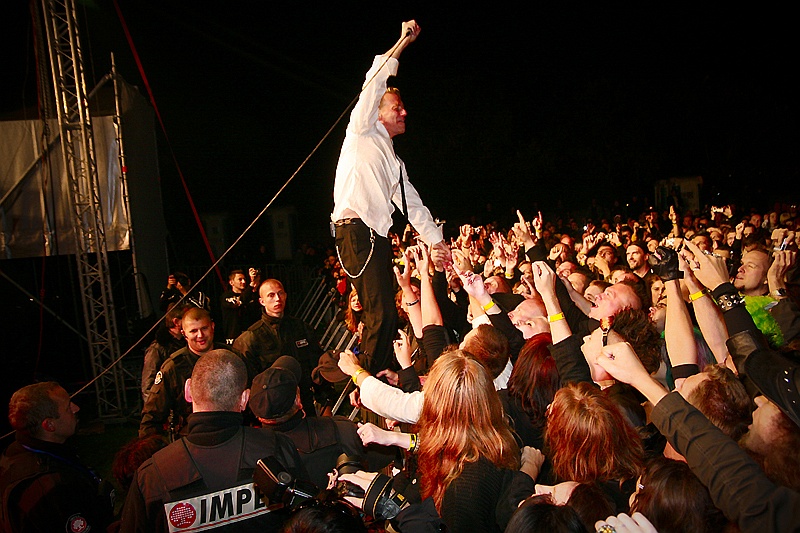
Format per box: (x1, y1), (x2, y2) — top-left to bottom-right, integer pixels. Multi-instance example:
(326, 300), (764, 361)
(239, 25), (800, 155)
(335, 219), (397, 373)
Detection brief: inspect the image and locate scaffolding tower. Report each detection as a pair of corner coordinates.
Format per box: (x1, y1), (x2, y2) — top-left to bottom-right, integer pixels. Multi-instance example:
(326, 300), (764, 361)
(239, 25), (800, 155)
(40, 0), (127, 417)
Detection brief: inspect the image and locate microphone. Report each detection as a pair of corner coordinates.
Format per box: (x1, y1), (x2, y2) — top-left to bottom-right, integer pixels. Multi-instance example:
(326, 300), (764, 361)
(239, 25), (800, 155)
(405, 27), (413, 38)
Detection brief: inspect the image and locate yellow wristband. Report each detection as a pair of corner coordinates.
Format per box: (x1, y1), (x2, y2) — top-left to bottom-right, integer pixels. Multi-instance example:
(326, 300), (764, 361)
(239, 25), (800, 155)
(548, 312), (565, 323)
(482, 300), (496, 311)
(689, 290), (708, 302)
(352, 368), (366, 385)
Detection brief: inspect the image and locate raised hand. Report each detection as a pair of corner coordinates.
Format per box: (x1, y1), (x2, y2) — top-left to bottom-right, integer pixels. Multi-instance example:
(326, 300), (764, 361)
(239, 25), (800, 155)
(596, 342), (651, 388)
(531, 261), (557, 300)
(392, 329), (413, 369)
(409, 244), (427, 279)
(393, 248), (414, 291)
(452, 263), (489, 301)
(768, 250), (797, 294)
(682, 240), (730, 291)
(512, 210), (535, 249)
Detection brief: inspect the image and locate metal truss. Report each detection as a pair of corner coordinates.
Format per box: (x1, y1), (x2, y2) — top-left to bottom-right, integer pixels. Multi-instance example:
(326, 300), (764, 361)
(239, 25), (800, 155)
(41, 0), (126, 417)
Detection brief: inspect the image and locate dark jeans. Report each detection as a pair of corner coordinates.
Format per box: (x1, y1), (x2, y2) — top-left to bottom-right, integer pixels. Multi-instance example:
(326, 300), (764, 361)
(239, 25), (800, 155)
(335, 219), (397, 373)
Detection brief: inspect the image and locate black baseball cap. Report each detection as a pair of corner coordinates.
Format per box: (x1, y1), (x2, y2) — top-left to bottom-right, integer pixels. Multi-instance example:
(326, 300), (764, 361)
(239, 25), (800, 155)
(248, 356), (302, 420)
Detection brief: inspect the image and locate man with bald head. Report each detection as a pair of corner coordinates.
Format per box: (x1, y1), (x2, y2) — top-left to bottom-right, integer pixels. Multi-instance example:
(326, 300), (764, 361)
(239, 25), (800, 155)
(233, 279), (322, 417)
(122, 350), (305, 532)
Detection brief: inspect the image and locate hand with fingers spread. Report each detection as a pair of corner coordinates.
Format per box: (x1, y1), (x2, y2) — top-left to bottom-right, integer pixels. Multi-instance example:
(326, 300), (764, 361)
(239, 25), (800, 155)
(489, 232), (506, 267)
(505, 240), (520, 272)
(393, 248), (414, 292)
(412, 242), (433, 281)
(682, 240), (730, 291)
(459, 224), (472, 248)
(451, 249), (472, 273)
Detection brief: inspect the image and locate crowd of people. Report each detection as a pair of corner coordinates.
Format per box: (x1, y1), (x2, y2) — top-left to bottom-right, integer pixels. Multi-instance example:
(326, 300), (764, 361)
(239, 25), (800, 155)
(3, 17), (800, 533)
(1, 197), (799, 532)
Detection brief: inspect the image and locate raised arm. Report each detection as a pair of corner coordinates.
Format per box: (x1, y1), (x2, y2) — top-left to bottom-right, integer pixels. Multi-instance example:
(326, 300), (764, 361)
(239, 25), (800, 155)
(386, 20), (420, 59)
(679, 250), (731, 367)
(650, 246), (699, 389)
(394, 248), (423, 338)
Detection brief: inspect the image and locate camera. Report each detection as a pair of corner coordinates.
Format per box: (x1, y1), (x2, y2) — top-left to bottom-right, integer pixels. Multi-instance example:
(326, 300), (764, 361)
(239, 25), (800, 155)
(253, 456), (318, 510)
(253, 455), (408, 520)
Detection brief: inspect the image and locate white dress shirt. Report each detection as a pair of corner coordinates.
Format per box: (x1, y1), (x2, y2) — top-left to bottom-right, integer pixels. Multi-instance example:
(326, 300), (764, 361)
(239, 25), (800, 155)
(331, 55), (443, 245)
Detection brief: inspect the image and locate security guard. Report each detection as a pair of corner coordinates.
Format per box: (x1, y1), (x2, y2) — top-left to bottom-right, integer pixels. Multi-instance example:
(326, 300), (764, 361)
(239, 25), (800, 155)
(233, 279), (323, 417)
(139, 307), (229, 437)
(249, 356), (369, 490)
(121, 349), (306, 532)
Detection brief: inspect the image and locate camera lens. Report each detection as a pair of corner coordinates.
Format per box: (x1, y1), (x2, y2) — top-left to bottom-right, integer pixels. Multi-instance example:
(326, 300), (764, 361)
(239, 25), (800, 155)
(336, 454), (365, 475)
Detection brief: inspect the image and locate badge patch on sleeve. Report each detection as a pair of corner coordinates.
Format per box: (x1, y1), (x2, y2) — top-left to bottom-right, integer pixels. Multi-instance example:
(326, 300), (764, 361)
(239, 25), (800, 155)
(154, 371), (163, 385)
(295, 339), (308, 348)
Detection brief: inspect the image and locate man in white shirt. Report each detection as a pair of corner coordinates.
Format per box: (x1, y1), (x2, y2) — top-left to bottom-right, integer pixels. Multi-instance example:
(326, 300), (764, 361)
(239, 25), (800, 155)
(331, 20), (449, 373)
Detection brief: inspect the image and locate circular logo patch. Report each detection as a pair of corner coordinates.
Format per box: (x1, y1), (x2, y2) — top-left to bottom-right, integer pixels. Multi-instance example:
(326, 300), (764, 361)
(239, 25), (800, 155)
(168, 502), (197, 529)
(66, 514), (88, 533)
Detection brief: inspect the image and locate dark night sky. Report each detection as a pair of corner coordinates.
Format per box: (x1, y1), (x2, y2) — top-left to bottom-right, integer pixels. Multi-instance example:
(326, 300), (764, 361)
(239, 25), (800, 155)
(2, 2), (798, 253)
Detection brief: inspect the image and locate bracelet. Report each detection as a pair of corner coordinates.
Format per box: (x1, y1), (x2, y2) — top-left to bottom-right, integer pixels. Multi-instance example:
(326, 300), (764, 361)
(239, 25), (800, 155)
(482, 300), (496, 312)
(504, 271), (514, 279)
(405, 298), (420, 307)
(352, 368), (366, 385)
(548, 312), (565, 323)
(715, 292), (745, 312)
(409, 433), (419, 453)
(688, 290), (708, 302)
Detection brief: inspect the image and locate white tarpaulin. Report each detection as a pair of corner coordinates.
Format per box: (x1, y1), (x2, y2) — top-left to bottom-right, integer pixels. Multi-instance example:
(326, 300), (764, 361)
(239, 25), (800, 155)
(0, 115), (130, 257)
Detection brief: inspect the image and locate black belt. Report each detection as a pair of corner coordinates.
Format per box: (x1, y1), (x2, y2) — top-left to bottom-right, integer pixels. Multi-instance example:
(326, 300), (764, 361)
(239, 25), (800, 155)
(334, 218), (364, 227)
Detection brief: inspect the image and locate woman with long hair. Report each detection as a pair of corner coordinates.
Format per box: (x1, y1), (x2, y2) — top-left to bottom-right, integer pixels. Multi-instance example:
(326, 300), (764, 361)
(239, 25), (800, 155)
(343, 287), (363, 338)
(630, 457), (726, 533)
(416, 349), (533, 531)
(544, 382), (644, 512)
(501, 332), (558, 449)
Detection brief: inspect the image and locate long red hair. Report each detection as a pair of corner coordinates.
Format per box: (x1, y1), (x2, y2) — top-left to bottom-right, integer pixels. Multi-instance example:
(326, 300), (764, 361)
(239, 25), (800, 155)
(545, 382), (643, 483)
(417, 350), (519, 511)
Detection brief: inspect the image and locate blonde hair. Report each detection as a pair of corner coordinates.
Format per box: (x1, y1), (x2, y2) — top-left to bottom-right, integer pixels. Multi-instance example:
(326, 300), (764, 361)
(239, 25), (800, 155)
(417, 350), (519, 511)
